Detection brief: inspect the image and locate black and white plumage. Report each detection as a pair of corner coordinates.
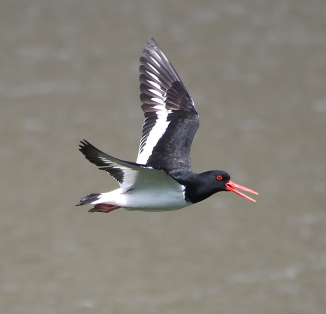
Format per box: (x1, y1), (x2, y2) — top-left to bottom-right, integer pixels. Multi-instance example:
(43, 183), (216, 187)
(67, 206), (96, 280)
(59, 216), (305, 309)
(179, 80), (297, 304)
(137, 40), (198, 172)
(77, 38), (257, 213)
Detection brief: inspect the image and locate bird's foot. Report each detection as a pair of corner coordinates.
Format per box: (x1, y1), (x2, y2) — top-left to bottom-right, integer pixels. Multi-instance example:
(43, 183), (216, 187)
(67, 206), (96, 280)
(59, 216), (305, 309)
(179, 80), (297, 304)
(88, 203), (120, 213)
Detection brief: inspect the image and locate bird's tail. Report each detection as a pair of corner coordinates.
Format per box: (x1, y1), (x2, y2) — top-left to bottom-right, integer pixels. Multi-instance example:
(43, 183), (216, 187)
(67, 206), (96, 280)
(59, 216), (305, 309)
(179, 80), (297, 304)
(76, 193), (101, 206)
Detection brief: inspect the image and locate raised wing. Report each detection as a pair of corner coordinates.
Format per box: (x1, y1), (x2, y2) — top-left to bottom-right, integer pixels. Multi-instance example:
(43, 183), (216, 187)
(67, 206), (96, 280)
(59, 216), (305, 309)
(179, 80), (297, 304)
(136, 38), (199, 172)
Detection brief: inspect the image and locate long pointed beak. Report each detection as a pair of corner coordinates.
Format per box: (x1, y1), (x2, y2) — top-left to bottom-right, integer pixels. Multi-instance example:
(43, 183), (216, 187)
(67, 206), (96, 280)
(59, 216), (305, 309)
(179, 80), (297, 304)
(226, 180), (258, 202)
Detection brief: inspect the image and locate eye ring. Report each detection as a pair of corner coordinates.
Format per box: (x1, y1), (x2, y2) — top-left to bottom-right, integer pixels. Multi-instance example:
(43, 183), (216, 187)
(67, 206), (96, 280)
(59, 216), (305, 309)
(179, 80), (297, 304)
(216, 175), (223, 180)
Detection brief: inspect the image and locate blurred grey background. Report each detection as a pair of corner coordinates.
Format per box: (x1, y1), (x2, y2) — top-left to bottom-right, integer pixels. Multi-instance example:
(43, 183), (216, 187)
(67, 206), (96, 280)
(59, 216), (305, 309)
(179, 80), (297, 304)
(1, 1), (325, 313)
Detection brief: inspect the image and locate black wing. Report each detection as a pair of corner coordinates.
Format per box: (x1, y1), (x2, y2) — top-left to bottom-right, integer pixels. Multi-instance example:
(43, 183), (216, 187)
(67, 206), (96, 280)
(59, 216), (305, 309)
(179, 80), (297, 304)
(136, 38), (199, 172)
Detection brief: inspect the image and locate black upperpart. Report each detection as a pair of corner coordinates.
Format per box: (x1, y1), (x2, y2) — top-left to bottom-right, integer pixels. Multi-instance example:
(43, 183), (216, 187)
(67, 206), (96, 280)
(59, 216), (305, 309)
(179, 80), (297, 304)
(170, 170), (231, 204)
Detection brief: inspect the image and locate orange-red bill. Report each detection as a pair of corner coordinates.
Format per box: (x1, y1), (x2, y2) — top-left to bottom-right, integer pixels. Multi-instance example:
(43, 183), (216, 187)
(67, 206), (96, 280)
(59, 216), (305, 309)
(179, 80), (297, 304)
(226, 180), (258, 202)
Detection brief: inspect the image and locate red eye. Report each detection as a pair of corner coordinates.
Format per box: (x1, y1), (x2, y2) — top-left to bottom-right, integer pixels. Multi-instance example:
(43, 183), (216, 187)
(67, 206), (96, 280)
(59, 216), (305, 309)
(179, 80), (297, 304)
(216, 175), (223, 180)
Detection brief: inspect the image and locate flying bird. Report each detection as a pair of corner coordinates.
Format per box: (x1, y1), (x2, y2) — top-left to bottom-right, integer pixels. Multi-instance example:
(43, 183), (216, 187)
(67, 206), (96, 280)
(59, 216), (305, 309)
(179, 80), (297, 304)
(77, 38), (258, 213)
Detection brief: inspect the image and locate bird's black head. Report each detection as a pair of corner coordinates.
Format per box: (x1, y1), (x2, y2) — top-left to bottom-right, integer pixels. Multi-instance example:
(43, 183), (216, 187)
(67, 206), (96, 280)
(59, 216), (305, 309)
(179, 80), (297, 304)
(196, 170), (230, 193)
(181, 170), (257, 204)
(189, 170), (230, 203)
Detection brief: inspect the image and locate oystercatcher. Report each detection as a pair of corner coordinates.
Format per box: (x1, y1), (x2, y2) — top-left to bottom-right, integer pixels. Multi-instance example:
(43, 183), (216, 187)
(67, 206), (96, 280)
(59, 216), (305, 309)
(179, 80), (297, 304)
(77, 38), (258, 213)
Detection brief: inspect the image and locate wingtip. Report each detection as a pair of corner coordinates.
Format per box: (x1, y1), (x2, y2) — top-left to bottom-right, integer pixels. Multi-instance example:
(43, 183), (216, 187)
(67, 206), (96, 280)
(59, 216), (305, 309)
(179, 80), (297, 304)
(79, 139), (92, 151)
(146, 37), (159, 50)
(80, 139), (88, 145)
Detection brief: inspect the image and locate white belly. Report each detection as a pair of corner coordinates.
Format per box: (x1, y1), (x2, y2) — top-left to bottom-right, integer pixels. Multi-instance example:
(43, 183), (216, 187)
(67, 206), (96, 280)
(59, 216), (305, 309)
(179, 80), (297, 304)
(92, 186), (191, 212)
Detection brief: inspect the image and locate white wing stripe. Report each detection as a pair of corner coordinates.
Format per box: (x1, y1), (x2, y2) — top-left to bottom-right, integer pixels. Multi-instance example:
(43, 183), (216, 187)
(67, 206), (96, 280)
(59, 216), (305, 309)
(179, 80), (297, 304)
(146, 71), (160, 82)
(148, 63), (160, 74)
(153, 104), (165, 110)
(136, 110), (172, 164)
(151, 97), (165, 104)
(150, 55), (161, 66)
(148, 80), (162, 90)
(149, 89), (162, 97)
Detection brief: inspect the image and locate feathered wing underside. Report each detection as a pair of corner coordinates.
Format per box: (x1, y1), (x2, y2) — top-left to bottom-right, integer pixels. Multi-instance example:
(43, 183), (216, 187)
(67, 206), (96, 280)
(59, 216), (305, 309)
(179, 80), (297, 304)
(136, 38), (199, 172)
(79, 140), (139, 192)
(79, 140), (180, 193)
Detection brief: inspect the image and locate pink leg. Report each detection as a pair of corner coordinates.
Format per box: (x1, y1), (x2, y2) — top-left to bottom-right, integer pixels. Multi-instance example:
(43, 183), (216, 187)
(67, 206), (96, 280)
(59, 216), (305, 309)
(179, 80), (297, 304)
(88, 203), (120, 213)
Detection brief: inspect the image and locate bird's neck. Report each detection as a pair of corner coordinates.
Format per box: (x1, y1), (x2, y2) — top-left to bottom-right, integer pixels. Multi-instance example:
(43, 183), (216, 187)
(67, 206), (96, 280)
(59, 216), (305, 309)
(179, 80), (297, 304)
(170, 170), (216, 204)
